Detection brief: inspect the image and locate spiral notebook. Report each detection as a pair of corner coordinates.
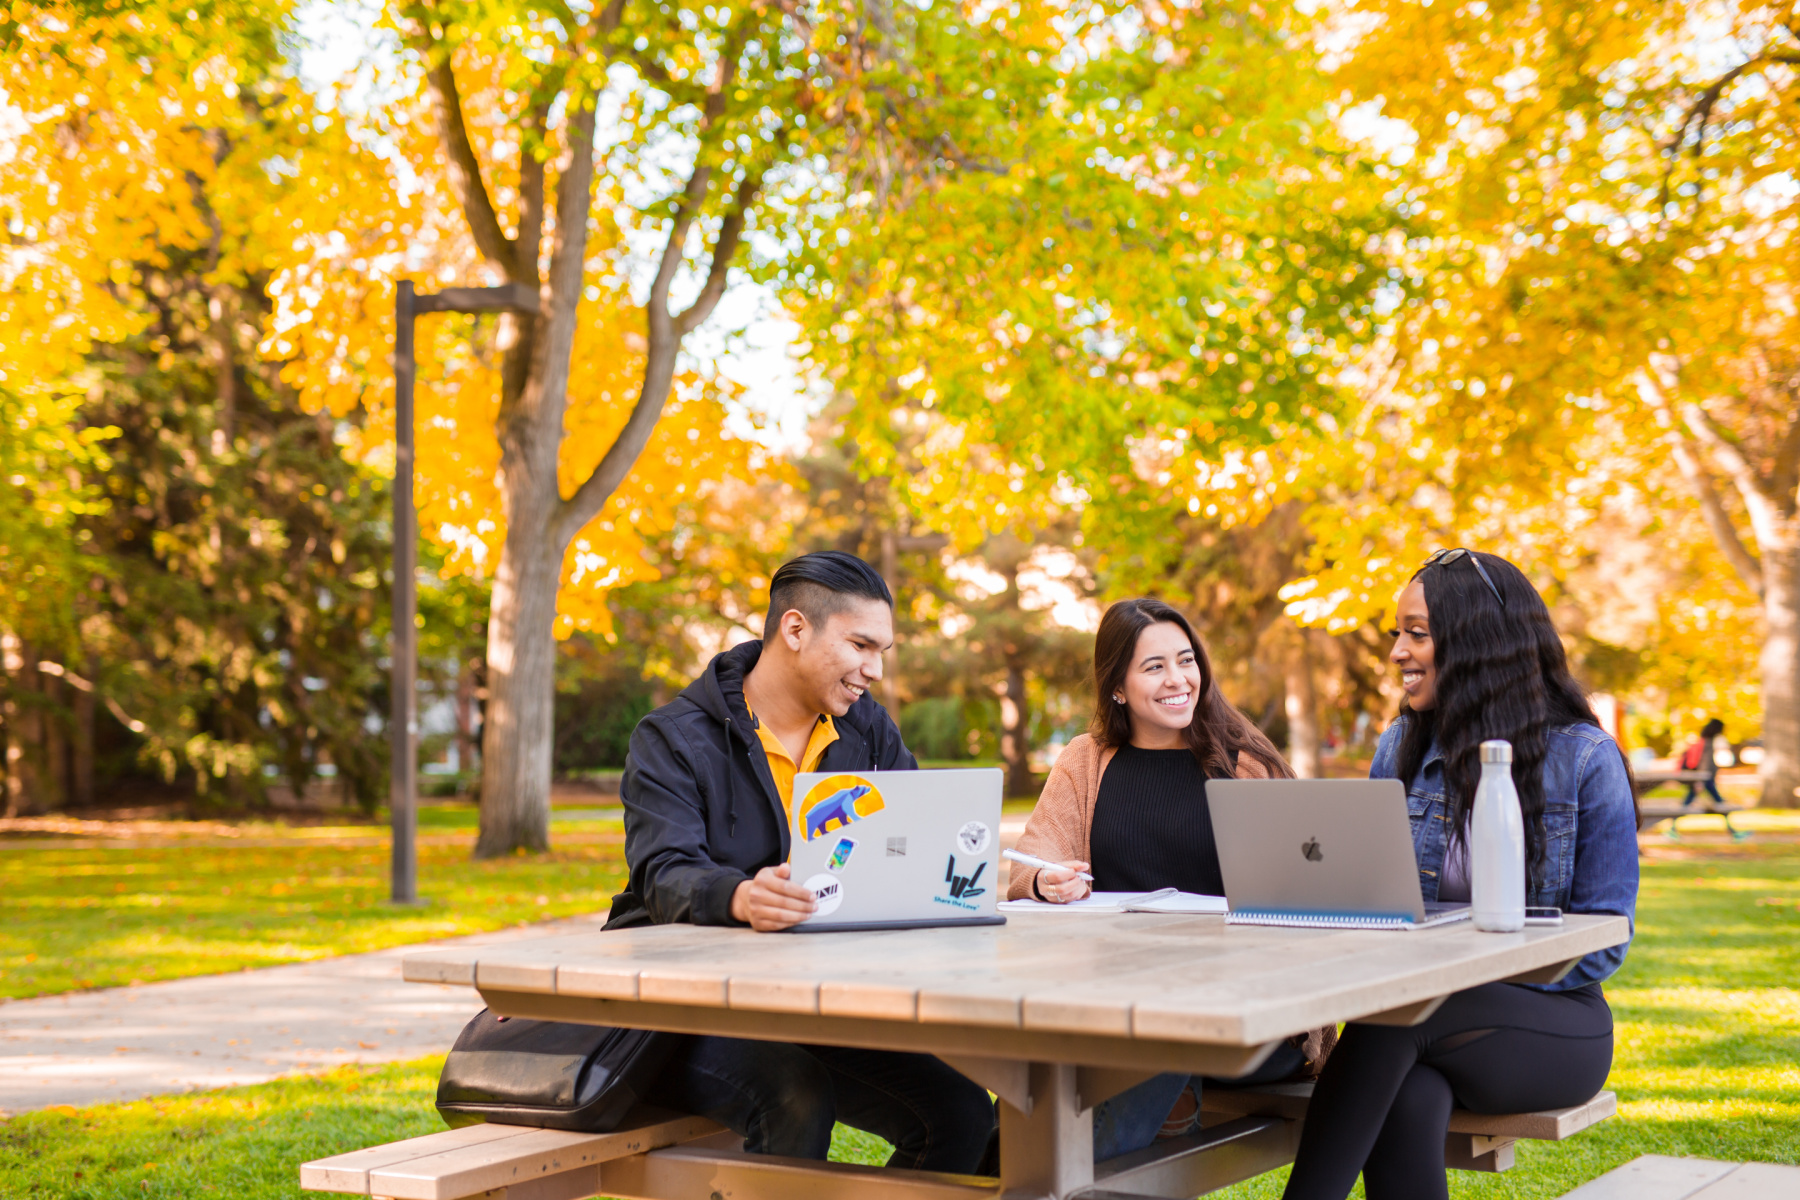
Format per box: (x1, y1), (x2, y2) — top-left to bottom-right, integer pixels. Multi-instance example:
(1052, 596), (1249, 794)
(1207, 778), (1472, 931)
(1225, 902), (1471, 930)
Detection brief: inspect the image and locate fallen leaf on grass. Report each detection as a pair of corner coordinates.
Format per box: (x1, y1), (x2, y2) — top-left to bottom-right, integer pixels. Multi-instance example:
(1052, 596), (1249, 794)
(48, 1104), (78, 1117)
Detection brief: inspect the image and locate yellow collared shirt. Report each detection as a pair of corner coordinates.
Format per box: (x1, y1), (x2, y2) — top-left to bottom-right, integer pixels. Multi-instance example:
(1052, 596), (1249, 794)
(747, 706), (840, 820)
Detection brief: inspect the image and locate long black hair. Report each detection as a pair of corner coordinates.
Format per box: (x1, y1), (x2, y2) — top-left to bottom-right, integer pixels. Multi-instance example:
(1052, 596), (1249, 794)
(1090, 597), (1294, 779)
(1395, 552), (1634, 875)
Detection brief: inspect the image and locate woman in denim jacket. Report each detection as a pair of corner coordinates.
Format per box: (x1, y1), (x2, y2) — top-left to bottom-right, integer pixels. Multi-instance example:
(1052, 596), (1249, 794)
(1283, 550), (1639, 1200)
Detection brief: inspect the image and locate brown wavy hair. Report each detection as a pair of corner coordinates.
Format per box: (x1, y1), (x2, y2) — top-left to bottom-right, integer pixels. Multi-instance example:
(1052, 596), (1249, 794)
(1090, 597), (1294, 779)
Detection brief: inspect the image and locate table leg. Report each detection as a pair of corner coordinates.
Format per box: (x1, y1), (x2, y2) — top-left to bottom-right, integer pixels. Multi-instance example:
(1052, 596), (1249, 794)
(999, 1063), (1093, 1200)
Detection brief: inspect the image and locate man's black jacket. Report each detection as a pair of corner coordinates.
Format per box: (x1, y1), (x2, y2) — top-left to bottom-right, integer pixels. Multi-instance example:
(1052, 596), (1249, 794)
(605, 639), (916, 929)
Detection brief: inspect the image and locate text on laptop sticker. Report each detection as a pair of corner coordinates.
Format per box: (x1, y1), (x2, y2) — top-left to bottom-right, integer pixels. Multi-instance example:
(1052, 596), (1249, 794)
(796, 774), (886, 842)
(934, 855), (988, 911)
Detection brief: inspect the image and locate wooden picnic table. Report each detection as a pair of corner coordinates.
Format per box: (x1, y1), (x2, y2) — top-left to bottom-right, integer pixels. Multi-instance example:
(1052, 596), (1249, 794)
(1631, 767), (1708, 795)
(1630, 768), (1749, 839)
(402, 911), (1629, 1200)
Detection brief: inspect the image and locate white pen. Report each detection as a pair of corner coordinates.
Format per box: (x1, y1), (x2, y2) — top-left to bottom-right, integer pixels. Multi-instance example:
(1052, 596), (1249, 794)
(1003, 848), (1096, 882)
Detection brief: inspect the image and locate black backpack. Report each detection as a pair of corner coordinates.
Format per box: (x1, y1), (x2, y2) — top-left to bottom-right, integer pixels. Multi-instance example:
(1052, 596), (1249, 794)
(436, 1009), (684, 1131)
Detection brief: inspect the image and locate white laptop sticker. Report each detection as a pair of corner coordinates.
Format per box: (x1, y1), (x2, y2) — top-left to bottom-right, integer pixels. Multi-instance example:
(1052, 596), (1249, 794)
(804, 873), (845, 917)
(956, 820), (991, 856)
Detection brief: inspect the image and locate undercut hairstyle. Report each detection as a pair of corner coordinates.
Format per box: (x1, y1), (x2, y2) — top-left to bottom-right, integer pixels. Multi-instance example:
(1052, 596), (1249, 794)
(766, 551), (893, 631)
(1090, 597), (1294, 779)
(1395, 551), (1637, 879)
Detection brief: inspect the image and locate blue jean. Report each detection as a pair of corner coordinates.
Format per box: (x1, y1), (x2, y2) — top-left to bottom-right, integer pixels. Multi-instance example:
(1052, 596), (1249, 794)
(643, 1036), (995, 1172)
(1092, 1072), (1194, 1161)
(1091, 1040), (1310, 1161)
(1681, 777), (1725, 807)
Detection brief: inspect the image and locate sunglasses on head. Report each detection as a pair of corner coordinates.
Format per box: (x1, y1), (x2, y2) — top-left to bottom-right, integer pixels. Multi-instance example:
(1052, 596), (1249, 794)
(1421, 547), (1506, 609)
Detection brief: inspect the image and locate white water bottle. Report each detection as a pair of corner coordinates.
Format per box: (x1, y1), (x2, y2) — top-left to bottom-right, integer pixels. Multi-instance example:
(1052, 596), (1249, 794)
(1470, 739), (1526, 932)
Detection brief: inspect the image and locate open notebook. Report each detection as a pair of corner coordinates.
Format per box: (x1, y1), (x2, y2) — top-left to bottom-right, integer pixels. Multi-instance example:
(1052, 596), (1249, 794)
(997, 888), (1229, 915)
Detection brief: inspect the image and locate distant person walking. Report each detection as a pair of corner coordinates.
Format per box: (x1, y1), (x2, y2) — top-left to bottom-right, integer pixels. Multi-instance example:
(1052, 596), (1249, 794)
(1679, 718), (1727, 809)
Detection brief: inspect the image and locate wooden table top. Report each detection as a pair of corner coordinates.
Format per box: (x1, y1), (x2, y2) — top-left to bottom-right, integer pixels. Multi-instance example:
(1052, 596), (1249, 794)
(404, 912), (1628, 1048)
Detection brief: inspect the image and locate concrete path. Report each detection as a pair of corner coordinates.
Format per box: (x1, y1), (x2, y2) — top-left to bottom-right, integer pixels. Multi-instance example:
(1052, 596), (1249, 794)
(0, 913), (609, 1115)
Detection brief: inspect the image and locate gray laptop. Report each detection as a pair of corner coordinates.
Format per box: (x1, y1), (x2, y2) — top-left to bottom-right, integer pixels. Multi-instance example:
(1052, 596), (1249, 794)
(786, 768), (1005, 932)
(1207, 778), (1471, 929)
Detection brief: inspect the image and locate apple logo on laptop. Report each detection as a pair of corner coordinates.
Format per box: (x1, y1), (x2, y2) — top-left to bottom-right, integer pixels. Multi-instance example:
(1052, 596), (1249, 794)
(1301, 838), (1324, 863)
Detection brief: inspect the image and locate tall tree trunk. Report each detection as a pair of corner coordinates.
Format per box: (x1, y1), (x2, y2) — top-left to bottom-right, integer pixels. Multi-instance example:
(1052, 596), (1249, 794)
(1759, 548), (1800, 808)
(455, 650), (480, 777)
(476, 536), (563, 854)
(998, 663), (1032, 798)
(411, 14), (759, 855)
(71, 657), (95, 808)
(1646, 380), (1800, 808)
(44, 671), (69, 811)
(1284, 629), (1321, 779)
(7, 643), (58, 814)
(1, 630), (19, 819)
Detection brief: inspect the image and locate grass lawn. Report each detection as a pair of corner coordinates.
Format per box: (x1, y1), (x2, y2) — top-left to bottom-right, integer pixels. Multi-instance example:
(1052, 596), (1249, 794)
(0, 806), (629, 999)
(3, 812), (1796, 1198)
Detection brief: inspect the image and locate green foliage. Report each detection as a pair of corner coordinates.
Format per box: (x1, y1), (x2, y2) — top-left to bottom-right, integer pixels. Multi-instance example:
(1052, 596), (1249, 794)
(0, 388), (113, 655)
(796, 0), (1396, 552)
(554, 635), (658, 772)
(76, 256), (392, 807)
(900, 696), (982, 761)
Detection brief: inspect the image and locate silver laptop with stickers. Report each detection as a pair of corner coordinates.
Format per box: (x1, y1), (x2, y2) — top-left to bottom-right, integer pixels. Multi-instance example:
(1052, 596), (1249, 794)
(786, 767), (1005, 931)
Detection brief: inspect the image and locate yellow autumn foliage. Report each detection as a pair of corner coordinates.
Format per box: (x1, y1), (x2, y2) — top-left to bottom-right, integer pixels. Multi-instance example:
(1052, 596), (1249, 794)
(260, 37), (772, 640)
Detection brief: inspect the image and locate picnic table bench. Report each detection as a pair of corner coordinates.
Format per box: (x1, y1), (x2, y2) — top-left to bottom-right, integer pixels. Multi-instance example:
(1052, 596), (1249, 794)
(302, 911), (1630, 1200)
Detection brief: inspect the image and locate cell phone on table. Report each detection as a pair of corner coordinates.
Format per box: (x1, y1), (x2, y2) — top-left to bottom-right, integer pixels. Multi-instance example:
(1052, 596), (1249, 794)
(1524, 907), (1563, 926)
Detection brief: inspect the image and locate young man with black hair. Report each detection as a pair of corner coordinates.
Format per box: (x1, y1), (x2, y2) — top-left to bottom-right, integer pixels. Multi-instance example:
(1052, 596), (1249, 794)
(610, 550), (995, 1172)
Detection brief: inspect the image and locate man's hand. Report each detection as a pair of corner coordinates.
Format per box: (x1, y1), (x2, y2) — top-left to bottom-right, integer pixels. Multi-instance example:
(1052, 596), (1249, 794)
(730, 864), (817, 931)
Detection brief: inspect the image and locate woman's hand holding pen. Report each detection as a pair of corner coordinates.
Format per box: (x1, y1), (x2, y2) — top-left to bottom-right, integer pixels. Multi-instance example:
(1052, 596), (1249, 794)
(1035, 859), (1092, 904)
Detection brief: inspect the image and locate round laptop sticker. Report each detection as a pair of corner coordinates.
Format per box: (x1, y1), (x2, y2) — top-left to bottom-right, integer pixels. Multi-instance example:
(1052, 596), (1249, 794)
(803, 872), (845, 918)
(956, 820), (991, 856)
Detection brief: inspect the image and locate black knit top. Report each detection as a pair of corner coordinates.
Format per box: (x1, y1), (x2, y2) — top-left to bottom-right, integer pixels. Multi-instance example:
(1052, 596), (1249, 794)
(1087, 743), (1227, 896)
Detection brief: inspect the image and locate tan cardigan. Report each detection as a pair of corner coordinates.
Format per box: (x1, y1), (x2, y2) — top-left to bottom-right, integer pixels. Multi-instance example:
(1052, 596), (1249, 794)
(1006, 733), (1270, 901)
(1005, 732), (1336, 1077)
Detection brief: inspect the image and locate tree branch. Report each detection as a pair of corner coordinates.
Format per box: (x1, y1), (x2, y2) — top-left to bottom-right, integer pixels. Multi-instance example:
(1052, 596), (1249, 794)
(554, 16), (758, 541)
(646, 163), (715, 322)
(402, 7), (520, 278)
(1640, 370), (1763, 594)
(673, 170), (763, 336)
(1684, 400), (1773, 504)
(1670, 435), (1765, 595)
(515, 101), (549, 286)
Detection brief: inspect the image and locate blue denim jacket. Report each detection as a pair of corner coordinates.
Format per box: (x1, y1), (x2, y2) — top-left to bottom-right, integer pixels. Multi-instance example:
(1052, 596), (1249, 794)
(1370, 717), (1639, 991)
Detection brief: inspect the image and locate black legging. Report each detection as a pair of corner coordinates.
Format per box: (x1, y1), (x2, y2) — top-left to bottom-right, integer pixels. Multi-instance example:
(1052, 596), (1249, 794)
(1282, 982), (1613, 1200)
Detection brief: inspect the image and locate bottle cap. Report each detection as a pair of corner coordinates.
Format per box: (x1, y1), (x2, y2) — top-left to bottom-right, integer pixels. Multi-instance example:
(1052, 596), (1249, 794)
(1480, 740), (1512, 764)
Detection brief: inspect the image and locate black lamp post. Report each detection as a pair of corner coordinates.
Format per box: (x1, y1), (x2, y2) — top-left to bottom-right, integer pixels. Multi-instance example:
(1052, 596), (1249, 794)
(391, 280), (538, 904)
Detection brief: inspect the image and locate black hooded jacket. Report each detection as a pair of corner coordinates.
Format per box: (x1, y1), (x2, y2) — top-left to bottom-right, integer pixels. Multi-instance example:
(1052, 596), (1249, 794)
(605, 639), (917, 929)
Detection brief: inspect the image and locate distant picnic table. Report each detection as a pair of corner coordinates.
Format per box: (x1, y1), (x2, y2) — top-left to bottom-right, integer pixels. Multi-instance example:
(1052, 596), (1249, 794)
(1633, 768), (1748, 841)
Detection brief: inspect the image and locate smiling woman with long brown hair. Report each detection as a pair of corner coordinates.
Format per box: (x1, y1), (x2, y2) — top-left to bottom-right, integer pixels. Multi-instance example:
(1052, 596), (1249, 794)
(1006, 596), (1308, 1161)
(1008, 596), (1292, 905)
